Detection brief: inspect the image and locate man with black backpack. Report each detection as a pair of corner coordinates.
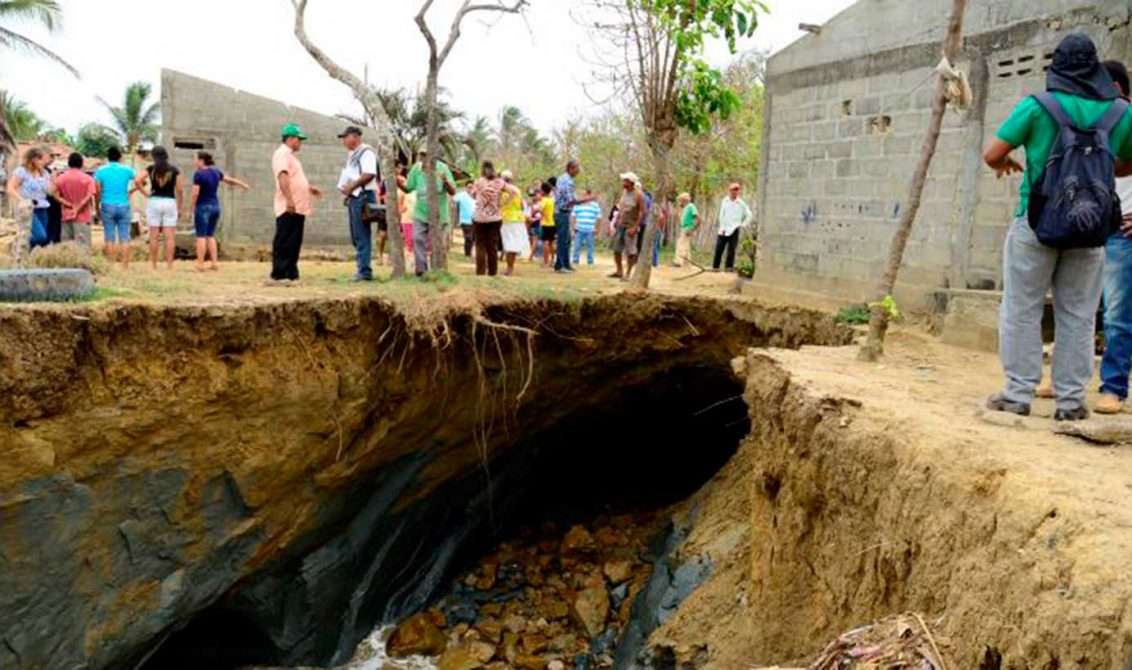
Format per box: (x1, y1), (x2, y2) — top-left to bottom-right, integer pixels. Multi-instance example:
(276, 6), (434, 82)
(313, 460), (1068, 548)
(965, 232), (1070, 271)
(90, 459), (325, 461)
(339, 125), (380, 282)
(984, 33), (1132, 422)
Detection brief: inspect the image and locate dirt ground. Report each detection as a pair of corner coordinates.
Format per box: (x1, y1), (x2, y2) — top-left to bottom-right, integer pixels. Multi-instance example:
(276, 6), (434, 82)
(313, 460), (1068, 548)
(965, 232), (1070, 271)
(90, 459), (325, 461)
(58, 245), (741, 310)
(625, 324), (1132, 668)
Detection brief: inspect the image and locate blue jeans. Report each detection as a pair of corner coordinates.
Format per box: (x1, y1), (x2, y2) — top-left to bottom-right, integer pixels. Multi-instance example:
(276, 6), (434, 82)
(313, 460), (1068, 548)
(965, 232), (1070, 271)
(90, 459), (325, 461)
(29, 208), (49, 249)
(554, 211), (572, 270)
(572, 229), (595, 265)
(194, 203), (221, 238)
(1101, 234), (1132, 399)
(348, 191), (376, 279)
(101, 204), (132, 244)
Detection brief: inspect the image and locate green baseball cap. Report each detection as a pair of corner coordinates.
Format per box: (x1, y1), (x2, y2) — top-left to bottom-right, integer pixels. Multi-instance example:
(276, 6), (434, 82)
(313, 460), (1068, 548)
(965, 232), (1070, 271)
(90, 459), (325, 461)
(281, 123), (308, 140)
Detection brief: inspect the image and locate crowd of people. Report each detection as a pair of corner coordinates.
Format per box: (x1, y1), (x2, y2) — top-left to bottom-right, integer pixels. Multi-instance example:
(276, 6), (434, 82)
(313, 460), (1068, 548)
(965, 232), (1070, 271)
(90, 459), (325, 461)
(303, 126), (757, 284)
(4, 121), (755, 285)
(985, 33), (1132, 422)
(5, 143), (250, 272)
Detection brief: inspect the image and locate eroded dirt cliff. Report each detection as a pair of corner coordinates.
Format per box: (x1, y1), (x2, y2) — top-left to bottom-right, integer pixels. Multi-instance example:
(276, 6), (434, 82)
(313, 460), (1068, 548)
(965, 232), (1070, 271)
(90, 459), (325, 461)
(739, 345), (1132, 669)
(0, 293), (848, 670)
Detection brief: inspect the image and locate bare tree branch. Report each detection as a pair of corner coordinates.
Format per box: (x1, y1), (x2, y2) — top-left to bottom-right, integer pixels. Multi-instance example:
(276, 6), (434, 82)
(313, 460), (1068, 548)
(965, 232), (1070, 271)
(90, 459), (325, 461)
(412, 0), (528, 271)
(288, 0), (406, 277)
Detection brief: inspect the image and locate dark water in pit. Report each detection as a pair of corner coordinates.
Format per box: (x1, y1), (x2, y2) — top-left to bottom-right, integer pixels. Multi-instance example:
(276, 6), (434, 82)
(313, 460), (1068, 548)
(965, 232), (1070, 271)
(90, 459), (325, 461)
(142, 363), (749, 670)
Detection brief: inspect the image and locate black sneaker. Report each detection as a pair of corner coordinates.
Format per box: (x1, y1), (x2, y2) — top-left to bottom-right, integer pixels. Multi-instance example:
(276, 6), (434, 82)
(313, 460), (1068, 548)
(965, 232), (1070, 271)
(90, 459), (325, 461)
(986, 393), (1031, 417)
(1054, 406), (1090, 422)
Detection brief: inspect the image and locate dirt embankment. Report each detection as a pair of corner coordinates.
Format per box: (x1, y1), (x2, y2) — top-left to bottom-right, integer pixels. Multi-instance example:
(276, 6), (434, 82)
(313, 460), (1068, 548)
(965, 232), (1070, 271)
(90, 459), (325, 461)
(733, 345), (1132, 669)
(0, 293), (848, 670)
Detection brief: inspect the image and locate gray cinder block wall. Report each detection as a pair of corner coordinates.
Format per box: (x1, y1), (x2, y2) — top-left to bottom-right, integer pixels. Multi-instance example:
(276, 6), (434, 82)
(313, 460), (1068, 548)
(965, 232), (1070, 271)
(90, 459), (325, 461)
(757, 0), (1132, 312)
(161, 69), (381, 247)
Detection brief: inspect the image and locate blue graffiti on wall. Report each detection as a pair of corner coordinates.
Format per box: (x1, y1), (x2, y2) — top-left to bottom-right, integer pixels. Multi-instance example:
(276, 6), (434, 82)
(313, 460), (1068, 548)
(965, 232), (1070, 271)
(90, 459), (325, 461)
(801, 201), (818, 225)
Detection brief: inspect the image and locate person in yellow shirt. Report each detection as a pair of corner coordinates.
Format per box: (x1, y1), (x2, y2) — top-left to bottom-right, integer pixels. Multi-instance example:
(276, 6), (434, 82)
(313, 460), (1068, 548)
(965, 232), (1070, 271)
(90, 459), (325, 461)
(500, 170), (528, 275)
(539, 182), (555, 267)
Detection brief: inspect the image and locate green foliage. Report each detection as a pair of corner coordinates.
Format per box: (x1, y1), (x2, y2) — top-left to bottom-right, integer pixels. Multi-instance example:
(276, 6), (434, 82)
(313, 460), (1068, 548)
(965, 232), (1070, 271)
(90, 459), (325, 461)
(868, 295), (903, 321)
(0, 0), (77, 76)
(835, 304), (872, 325)
(370, 87), (465, 164)
(98, 81), (160, 152)
(736, 232), (757, 278)
(676, 62), (741, 134)
(635, 0), (766, 136)
(75, 123), (120, 158)
(673, 52), (765, 198)
(0, 90), (44, 140)
(561, 54), (763, 203)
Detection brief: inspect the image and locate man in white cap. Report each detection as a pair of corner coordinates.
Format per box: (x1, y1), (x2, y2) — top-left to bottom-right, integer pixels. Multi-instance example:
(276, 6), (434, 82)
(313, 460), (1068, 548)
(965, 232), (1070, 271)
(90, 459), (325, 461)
(611, 172), (646, 279)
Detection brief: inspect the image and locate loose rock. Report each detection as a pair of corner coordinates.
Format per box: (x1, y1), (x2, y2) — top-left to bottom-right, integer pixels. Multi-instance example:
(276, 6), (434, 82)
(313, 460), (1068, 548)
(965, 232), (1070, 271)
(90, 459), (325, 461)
(387, 612), (447, 658)
(571, 587), (610, 639)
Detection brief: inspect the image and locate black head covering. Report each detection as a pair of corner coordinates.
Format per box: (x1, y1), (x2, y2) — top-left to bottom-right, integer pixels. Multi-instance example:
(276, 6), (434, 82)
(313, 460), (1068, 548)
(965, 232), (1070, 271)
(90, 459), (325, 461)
(1047, 33), (1118, 100)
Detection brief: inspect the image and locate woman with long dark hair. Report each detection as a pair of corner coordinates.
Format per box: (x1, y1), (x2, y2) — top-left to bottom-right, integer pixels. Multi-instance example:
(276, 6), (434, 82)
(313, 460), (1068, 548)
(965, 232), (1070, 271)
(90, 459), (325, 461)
(6, 146), (53, 257)
(134, 145), (184, 270)
(191, 151), (250, 272)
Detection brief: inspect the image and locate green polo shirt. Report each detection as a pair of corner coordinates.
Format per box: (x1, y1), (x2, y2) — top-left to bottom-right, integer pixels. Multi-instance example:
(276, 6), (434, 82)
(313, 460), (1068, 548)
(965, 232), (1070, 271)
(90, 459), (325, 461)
(680, 203), (698, 231)
(996, 92), (1132, 217)
(404, 161), (455, 224)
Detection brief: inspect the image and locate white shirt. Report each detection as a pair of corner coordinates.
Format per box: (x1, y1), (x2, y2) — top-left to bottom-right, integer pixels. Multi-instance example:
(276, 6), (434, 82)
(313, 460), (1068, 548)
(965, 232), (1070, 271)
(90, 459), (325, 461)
(341, 144), (379, 195)
(718, 196), (753, 236)
(1118, 176), (1132, 217)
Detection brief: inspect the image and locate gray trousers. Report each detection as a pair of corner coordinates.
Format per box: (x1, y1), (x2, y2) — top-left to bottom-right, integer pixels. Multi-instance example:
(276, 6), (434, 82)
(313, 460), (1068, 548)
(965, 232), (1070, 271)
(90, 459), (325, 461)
(413, 218), (431, 275)
(999, 217), (1104, 410)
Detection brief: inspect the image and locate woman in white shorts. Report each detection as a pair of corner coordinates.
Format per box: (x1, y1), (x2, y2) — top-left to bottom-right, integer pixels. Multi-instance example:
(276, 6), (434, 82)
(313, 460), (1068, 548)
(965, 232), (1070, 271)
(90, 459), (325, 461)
(134, 146), (183, 270)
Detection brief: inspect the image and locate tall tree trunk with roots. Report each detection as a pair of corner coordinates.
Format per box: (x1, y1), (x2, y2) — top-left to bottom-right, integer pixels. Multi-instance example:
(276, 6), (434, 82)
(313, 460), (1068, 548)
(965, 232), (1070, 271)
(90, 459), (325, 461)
(859, 0), (969, 361)
(289, 0), (405, 278)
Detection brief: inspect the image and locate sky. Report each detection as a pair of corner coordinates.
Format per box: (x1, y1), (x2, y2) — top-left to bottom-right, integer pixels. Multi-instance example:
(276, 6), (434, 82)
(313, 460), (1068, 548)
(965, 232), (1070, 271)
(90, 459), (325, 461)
(0, 0), (856, 138)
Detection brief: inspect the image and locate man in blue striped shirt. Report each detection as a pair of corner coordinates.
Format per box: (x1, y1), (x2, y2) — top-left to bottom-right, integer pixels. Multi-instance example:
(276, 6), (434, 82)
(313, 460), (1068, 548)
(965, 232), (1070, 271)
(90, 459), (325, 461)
(571, 191), (602, 266)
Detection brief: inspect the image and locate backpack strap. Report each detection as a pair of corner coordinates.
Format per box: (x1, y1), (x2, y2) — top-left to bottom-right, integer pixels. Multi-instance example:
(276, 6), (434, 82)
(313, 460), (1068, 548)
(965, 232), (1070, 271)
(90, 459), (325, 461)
(1033, 92), (1075, 129)
(1094, 98), (1129, 134)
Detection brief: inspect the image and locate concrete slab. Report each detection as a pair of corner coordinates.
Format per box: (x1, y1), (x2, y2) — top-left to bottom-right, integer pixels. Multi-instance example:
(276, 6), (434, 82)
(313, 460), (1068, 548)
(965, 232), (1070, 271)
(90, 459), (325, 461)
(0, 269), (95, 302)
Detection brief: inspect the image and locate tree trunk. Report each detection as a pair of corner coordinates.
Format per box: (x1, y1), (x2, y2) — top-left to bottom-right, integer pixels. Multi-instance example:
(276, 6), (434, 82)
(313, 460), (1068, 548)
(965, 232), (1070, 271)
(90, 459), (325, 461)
(633, 134), (674, 289)
(424, 65), (447, 273)
(858, 0), (969, 361)
(385, 171), (405, 278)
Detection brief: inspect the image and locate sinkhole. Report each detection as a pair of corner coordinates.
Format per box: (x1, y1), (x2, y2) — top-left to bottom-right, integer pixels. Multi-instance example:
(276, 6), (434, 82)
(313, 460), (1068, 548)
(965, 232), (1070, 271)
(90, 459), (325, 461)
(141, 361), (750, 670)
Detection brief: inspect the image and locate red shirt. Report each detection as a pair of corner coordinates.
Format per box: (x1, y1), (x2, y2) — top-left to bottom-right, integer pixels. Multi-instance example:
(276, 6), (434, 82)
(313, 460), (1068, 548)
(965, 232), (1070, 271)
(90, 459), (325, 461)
(56, 169), (96, 223)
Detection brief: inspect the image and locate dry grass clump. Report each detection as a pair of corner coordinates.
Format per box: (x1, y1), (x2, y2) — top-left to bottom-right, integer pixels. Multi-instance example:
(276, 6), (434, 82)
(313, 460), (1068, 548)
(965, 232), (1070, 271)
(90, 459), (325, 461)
(29, 242), (111, 276)
(754, 613), (949, 670)
(0, 242), (111, 276)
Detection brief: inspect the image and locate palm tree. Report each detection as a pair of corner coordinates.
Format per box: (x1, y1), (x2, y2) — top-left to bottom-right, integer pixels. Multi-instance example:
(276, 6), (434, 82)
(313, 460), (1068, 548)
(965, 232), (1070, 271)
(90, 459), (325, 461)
(98, 81), (160, 156)
(0, 90), (45, 141)
(0, 0), (77, 151)
(460, 115), (493, 169)
(343, 86), (466, 164)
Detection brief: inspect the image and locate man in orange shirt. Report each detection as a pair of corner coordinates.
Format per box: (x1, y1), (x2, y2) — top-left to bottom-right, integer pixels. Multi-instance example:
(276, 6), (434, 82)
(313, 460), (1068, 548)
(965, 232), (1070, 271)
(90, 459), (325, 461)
(271, 123), (322, 282)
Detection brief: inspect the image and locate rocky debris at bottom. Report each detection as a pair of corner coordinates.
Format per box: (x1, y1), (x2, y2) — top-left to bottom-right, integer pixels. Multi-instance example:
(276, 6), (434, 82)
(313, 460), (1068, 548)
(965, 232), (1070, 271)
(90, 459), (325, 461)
(385, 514), (662, 669)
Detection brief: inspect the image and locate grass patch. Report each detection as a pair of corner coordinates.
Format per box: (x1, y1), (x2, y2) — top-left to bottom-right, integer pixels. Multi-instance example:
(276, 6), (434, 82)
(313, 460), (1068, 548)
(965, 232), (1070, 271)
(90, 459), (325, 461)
(835, 304), (872, 325)
(75, 287), (130, 303)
